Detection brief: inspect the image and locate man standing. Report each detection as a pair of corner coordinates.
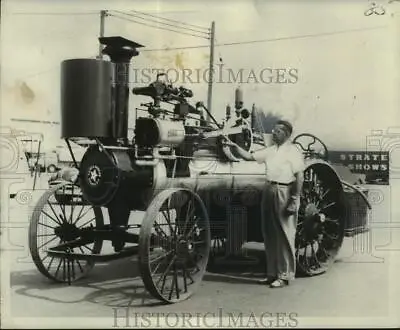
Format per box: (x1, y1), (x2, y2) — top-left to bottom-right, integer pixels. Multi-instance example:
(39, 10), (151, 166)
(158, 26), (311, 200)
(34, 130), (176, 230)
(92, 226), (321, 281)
(222, 120), (305, 288)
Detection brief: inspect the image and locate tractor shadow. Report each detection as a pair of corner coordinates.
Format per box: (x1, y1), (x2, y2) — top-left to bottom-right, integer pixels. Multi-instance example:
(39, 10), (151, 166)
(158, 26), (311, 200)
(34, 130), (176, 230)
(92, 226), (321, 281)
(10, 246), (315, 309)
(10, 257), (163, 308)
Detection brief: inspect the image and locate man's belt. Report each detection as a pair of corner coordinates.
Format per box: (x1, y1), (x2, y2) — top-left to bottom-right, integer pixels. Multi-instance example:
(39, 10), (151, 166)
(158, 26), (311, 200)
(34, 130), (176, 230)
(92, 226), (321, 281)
(268, 180), (293, 186)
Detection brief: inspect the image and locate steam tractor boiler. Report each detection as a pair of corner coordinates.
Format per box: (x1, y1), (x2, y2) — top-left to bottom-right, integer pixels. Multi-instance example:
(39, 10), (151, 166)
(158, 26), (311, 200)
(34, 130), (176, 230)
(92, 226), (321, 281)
(29, 36), (360, 304)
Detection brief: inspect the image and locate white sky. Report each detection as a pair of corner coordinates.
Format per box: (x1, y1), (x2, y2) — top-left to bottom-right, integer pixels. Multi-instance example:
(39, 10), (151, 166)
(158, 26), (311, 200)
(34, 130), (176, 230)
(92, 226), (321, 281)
(1, 0), (400, 150)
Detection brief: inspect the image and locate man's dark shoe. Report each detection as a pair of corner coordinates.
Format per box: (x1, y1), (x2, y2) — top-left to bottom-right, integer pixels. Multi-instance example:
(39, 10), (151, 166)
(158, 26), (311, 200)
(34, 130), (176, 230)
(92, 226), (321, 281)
(258, 277), (276, 285)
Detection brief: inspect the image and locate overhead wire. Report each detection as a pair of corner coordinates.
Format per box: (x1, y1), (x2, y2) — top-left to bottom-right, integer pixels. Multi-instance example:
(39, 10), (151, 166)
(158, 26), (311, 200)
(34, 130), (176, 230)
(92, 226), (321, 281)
(21, 55), (98, 80)
(128, 9), (210, 32)
(111, 10), (210, 36)
(11, 12), (99, 16)
(141, 24), (387, 52)
(108, 13), (210, 40)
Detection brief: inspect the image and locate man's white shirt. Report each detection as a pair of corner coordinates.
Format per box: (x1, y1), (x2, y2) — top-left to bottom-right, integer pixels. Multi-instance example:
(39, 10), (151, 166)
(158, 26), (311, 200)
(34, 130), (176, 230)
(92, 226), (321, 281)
(252, 141), (305, 184)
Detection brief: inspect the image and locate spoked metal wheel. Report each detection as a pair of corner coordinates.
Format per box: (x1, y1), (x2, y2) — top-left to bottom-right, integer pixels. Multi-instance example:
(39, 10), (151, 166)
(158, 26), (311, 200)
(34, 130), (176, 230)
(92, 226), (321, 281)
(29, 182), (104, 283)
(139, 188), (210, 304)
(296, 162), (345, 276)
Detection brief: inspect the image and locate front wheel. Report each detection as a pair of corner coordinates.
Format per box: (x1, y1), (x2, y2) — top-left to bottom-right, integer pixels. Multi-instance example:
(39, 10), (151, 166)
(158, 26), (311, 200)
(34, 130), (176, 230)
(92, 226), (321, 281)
(139, 188), (210, 304)
(29, 182), (104, 283)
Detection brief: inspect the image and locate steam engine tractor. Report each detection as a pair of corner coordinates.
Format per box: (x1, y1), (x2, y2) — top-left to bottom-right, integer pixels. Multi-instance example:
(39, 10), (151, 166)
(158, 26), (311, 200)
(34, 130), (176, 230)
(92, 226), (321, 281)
(29, 36), (364, 304)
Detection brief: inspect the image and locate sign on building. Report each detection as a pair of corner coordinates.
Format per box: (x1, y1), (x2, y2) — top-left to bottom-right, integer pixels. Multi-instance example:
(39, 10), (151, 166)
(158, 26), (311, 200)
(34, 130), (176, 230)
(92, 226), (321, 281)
(328, 151), (389, 185)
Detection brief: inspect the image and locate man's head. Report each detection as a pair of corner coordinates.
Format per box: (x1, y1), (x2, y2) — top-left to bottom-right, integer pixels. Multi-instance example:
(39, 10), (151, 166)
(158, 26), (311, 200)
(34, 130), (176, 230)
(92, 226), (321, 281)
(272, 120), (293, 145)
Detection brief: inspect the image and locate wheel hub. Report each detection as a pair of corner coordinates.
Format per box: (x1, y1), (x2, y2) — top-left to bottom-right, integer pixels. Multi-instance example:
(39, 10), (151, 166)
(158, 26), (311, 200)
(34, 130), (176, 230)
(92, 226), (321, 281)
(176, 238), (189, 256)
(54, 222), (81, 242)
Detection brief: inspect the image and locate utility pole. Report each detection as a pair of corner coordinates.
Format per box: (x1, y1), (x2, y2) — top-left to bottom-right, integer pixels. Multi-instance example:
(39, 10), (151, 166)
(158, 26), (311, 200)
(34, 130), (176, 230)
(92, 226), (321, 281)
(98, 10), (107, 59)
(206, 21), (215, 121)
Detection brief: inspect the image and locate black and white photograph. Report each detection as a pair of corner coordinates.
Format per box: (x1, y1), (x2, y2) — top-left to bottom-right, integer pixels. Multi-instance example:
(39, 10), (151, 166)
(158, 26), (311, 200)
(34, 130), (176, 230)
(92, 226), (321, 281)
(1, 0), (400, 328)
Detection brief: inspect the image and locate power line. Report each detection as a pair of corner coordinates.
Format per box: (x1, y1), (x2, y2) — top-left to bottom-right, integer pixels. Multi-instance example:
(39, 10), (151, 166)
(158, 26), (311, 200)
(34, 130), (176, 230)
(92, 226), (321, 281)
(24, 67), (59, 79)
(12, 12), (98, 16)
(215, 25), (387, 47)
(142, 25), (387, 52)
(22, 55), (98, 80)
(109, 13), (210, 40)
(111, 10), (210, 36)
(141, 44), (209, 52)
(128, 9), (210, 32)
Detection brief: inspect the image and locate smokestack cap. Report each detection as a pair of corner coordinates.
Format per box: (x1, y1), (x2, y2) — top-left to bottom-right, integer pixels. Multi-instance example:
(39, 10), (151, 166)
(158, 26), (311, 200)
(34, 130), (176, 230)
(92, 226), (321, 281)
(99, 36), (145, 62)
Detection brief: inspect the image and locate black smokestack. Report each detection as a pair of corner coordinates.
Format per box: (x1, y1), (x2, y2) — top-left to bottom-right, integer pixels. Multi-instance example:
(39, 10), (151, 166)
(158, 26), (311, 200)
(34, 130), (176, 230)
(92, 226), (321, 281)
(99, 36), (144, 140)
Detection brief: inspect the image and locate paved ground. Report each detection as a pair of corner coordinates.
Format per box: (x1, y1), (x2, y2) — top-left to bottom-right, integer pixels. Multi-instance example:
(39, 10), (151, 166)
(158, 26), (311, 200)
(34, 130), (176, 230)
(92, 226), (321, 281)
(1, 175), (400, 328)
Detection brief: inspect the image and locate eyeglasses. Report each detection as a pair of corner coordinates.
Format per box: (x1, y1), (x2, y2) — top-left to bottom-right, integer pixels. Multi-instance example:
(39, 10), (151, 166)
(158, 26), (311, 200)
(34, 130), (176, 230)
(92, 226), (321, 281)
(272, 127), (286, 134)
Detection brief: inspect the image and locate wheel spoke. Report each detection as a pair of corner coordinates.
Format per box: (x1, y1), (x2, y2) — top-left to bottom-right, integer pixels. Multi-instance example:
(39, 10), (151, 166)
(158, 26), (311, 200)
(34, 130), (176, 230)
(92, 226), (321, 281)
(151, 256), (168, 276)
(168, 264), (179, 301)
(325, 218), (339, 225)
(54, 258), (62, 278)
(150, 251), (173, 265)
(182, 199), (195, 234)
(41, 210), (62, 226)
(181, 263), (188, 292)
(37, 233), (57, 237)
(62, 259), (66, 282)
(161, 208), (174, 237)
(319, 202), (336, 211)
(37, 235), (59, 250)
(156, 255), (176, 287)
(47, 201), (65, 224)
(154, 221), (168, 238)
(75, 257), (84, 273)
(78, 216), (96, 229)
(74, 207), (93, 226)
(71, 259), (76, 281)
(316, 188), (331, 207)
(46, 256), (55, 272)
(37, 222), (56, 230)
(73, 205), (86, 225)
(69, 185), (75, 223)
(59, 186), (68, 222)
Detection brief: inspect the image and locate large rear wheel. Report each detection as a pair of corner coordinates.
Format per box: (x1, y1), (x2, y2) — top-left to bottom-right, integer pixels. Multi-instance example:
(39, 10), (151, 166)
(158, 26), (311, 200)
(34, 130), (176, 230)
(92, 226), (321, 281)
(296, 162), (346, 276)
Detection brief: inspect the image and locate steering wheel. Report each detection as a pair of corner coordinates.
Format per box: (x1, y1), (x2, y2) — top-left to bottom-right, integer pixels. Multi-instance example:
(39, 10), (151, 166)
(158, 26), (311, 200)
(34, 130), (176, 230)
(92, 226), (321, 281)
(292, 133), (329, 161)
